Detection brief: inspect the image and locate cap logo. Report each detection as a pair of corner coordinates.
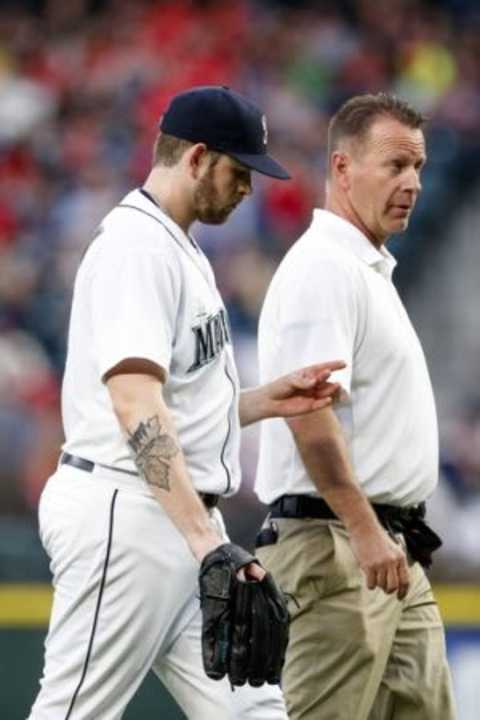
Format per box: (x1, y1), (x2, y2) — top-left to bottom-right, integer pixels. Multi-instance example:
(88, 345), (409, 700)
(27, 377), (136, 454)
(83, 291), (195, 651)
(261, 114), (268, 147)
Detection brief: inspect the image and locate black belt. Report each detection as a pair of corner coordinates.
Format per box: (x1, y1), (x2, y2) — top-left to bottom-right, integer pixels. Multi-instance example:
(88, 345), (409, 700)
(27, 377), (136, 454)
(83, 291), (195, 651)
(267, 494), (442, 568)
(60, 453), (220, 509)
(269, 494), (424, 522)
(61, 452), (95, 473)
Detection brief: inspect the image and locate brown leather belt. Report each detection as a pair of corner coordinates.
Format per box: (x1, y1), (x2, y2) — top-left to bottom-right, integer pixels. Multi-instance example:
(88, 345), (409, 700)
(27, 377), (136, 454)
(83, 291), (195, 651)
(60, 453), (219, 509)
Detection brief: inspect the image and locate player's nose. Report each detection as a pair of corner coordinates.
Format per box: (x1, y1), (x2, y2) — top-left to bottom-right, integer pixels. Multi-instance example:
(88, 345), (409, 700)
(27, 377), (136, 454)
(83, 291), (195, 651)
(239, 178), (252, 196)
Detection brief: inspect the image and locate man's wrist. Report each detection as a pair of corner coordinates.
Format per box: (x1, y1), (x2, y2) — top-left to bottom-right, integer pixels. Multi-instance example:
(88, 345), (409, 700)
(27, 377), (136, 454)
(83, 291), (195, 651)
(345, 510), (384, 538)
(325, 489), (383, 537)
(239, 386), (271, 427)
(253, 384), (272, 420)
(188, 529), (224, 563)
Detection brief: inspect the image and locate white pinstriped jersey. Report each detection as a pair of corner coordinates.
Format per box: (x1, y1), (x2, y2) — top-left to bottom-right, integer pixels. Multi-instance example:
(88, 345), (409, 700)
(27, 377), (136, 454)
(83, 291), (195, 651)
(61, 189), (241, 495)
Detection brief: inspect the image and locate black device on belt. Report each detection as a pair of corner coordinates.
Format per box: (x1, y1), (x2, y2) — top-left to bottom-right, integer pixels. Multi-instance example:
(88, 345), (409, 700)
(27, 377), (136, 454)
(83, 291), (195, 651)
(262, 494), (442, 568)
(60, 452), (220, 509)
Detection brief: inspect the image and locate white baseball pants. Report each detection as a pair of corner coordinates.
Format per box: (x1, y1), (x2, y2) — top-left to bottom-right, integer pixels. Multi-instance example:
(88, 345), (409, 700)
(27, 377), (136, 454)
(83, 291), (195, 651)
(28, 463), (287, 720)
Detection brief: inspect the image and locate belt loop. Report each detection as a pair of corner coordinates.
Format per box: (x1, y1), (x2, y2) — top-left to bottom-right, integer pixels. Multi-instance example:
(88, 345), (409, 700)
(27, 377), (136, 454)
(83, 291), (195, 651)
(199, 492), (220, 510)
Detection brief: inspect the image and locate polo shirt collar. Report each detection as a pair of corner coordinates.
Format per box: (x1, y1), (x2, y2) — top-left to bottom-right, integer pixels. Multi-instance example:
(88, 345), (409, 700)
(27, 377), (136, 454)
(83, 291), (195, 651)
(312, 209), (397, 279)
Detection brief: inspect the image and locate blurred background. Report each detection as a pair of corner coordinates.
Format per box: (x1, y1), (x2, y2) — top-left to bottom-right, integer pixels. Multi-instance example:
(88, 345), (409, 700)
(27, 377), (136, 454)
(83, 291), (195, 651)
(0, 0), (479, 717)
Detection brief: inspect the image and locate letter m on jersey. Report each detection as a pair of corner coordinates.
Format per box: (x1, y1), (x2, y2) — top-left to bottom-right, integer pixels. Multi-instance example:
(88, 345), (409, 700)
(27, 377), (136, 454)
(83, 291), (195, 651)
(188, 309), (231, 372)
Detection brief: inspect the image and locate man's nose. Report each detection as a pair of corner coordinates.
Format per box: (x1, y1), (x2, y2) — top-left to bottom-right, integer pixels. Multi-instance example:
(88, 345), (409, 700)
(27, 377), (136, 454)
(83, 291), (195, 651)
(403, 167), (422, 194)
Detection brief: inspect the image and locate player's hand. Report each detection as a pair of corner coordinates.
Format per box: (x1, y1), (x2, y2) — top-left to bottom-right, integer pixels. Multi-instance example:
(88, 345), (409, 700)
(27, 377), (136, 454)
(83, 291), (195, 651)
(266, 360), (346, 418)
(199, 544), (289, 687)
(349, 526), (410, 600)
(190, 535), (267, 582)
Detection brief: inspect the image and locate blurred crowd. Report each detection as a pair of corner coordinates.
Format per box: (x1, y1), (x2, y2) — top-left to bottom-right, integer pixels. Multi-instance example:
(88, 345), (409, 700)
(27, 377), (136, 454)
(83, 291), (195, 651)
(1, 0), (480, 580)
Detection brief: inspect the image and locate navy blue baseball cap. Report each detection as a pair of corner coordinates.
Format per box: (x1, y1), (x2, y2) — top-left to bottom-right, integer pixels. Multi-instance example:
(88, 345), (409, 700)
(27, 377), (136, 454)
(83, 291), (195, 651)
(159, 85), (290, 180)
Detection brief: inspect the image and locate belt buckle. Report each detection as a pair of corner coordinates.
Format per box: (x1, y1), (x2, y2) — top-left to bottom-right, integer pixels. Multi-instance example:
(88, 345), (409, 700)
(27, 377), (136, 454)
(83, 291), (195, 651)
(279, 495), (301, 518)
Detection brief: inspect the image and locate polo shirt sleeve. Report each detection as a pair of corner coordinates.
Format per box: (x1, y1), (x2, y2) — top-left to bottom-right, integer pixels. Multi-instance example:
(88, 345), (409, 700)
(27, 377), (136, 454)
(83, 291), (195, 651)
(277, 258), (358, 395)
(89, 244), (178, 381)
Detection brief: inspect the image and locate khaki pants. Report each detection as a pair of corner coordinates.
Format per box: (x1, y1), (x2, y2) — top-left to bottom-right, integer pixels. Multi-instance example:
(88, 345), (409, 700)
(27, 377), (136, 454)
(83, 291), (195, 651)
(257, 518), (456, 720)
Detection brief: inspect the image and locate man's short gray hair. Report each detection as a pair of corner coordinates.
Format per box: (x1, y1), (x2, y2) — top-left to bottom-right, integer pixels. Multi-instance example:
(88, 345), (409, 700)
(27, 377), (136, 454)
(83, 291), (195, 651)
(327, 93), (426, 162)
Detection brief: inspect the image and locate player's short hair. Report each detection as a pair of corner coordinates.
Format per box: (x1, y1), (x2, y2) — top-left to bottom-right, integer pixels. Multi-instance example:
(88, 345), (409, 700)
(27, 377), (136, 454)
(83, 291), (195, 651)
(327, 93), (426, 164)
(153, 132), (222, 169)
(153, 133), (193, 167)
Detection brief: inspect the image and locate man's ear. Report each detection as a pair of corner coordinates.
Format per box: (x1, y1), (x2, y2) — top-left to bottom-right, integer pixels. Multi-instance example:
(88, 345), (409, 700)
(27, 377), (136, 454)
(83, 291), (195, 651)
(330, 150), (351, 192)
(187, 143), (209, 179)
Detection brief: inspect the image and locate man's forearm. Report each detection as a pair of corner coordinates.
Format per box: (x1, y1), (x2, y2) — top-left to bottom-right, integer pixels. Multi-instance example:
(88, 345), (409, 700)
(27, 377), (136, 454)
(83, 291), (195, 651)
(107, 373), (222, 561)
(288, 405), (410, 598)
(126, 412), (218, 550)
(239, 386), (269, 427)
(288, 407), (380, 533)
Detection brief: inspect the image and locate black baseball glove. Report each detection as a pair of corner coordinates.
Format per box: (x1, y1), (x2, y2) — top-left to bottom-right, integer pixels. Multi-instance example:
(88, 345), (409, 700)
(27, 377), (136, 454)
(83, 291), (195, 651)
(199, 542), (289, 687)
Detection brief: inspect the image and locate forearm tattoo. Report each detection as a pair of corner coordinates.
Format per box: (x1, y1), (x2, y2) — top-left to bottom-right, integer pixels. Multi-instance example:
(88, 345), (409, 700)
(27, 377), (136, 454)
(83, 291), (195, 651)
(128, 415), (179, 491)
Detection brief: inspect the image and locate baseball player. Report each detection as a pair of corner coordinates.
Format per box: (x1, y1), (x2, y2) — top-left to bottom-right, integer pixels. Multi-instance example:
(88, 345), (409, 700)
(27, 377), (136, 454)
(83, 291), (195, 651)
(28, 86), (343, 720)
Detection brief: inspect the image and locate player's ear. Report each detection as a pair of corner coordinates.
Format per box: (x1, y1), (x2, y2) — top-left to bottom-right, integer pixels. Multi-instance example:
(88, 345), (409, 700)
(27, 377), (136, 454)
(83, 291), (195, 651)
(187, 143), (209, 179)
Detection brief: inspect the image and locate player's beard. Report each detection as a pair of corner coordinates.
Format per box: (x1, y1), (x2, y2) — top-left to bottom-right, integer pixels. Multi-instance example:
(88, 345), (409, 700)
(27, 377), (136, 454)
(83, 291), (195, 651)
(193, 168), (238, 224)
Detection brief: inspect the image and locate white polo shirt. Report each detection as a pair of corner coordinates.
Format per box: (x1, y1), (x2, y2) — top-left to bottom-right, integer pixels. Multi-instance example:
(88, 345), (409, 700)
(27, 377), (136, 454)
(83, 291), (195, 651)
(61, 189), (241, 496)
(256, 209), (438, 507)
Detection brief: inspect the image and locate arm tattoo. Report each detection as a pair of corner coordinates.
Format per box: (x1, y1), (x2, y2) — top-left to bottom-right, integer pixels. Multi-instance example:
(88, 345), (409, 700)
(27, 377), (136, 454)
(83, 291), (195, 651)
(128, 415), (179, 491)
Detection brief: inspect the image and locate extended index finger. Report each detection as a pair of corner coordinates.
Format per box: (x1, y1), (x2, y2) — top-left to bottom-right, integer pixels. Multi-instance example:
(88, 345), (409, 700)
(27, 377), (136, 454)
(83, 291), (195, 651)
(299, 361), (346, 384)
(306, 360), (346, 375)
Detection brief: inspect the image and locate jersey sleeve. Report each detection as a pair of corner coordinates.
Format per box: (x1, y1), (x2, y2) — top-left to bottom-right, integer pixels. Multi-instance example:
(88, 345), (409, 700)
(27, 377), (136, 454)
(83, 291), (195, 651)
(276, 259), (359, 395)
(88, 243), (178, 381)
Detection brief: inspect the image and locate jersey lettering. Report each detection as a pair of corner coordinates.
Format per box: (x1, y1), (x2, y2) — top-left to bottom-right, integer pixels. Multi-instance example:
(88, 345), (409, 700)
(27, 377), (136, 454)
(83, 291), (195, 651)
(188, 309), (230, 372)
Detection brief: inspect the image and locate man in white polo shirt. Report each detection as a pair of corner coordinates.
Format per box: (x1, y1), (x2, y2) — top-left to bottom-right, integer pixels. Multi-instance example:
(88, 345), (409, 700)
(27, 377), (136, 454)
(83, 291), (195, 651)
(255, 93), (456, 720)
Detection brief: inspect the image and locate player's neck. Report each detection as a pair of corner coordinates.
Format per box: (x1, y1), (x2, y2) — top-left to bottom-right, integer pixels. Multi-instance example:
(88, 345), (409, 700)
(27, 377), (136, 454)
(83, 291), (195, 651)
(143, 170), (195, 233)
